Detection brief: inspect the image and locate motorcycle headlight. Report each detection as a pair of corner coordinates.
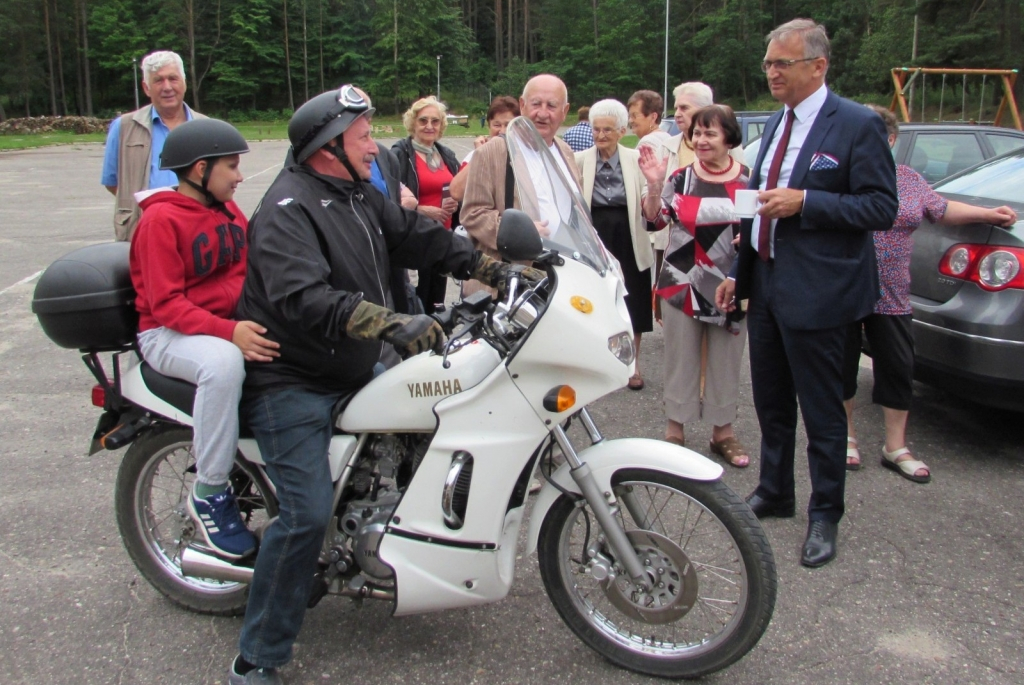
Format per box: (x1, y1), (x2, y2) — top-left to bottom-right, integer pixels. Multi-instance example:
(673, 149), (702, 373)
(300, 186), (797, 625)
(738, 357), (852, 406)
(608, 332), (635, 365)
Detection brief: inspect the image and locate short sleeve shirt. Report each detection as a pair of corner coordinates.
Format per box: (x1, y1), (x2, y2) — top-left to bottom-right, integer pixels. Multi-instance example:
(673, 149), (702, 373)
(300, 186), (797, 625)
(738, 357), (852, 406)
(101, 106), (196, 190)
(874, 164), (948, 315)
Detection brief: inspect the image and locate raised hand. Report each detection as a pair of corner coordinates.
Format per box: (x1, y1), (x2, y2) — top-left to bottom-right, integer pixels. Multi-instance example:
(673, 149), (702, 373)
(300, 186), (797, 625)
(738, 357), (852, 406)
(638, 144), (668, 186)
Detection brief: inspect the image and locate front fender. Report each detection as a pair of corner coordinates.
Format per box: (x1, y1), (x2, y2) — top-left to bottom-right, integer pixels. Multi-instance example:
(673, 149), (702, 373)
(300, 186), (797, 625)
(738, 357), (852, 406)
(524, 438), (723, 555)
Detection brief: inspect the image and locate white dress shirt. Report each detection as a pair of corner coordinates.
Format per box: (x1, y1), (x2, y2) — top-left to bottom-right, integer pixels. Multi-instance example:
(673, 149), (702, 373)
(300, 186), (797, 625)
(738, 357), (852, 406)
(517, 141), (575, 241)
(751, 83), (829, 258)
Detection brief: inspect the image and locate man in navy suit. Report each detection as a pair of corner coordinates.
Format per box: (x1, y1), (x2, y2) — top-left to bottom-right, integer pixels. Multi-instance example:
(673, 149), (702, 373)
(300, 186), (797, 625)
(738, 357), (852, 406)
(716, 19), (897, 567)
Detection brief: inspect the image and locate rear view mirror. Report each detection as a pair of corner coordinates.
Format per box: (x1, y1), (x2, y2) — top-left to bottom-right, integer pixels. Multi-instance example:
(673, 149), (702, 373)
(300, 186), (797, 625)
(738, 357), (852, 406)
(497, 209), (543, 262)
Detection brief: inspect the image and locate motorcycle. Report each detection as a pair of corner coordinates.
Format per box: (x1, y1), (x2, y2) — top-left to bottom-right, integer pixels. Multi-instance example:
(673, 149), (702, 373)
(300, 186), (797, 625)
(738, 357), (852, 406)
(32, 117), (776, 678)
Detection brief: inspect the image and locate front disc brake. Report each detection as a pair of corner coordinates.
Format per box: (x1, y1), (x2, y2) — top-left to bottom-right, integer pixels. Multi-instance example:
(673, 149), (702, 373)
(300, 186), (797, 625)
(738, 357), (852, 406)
(599, 530), (698, 624)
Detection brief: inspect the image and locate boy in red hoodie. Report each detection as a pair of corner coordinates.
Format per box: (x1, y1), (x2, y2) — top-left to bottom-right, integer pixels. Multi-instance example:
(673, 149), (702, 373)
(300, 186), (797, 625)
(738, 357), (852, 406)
(130, 119), (280, 560)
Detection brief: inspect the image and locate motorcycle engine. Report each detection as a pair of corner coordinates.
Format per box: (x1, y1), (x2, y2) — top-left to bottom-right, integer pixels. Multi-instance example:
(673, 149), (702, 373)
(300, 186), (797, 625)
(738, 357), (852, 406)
(340, 488), (402, 580)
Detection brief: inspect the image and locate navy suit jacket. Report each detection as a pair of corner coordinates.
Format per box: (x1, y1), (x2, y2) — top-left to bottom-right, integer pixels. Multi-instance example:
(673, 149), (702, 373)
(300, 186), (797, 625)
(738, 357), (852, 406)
(733, 90), (898, 330)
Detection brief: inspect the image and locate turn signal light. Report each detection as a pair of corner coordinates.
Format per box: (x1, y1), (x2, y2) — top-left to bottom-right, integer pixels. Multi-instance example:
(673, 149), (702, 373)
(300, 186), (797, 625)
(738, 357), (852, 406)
(543, 385), (576, 413)
(939, 244), (1024, 291)
(91, 384), (106, 408)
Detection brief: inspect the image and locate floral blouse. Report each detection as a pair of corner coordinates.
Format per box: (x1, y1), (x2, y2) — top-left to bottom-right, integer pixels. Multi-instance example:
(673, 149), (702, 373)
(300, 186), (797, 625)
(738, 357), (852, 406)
(875, 165), (948, 315)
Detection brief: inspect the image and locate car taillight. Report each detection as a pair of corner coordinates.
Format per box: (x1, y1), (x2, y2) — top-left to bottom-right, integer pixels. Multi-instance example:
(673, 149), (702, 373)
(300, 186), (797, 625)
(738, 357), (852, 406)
(938, 244), (1024, 291)
(91, 384), (106, 407)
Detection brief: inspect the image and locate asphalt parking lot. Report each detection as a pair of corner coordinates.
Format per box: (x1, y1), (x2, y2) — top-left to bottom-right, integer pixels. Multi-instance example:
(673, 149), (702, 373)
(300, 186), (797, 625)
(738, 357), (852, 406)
(1, 139), (1022, 684)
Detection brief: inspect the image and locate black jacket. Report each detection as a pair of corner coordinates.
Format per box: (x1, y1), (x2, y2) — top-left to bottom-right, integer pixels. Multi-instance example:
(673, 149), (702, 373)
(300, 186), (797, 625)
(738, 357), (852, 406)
(391, 137), (461, 227)
(237, 165), (477, 394)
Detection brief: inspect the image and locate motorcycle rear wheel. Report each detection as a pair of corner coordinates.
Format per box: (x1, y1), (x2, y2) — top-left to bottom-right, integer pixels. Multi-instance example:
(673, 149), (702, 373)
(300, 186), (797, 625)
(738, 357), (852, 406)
(537, 468), (776, 678)
(114, 425), (278, 616)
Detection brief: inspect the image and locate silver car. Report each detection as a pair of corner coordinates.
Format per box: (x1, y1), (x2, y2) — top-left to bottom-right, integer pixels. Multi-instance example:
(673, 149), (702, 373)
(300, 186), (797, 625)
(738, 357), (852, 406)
(909, 149), (1024, 411)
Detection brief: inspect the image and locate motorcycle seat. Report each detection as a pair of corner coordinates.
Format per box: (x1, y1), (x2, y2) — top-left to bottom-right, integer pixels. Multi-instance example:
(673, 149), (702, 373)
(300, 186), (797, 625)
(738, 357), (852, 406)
(139, 363), (254, 438)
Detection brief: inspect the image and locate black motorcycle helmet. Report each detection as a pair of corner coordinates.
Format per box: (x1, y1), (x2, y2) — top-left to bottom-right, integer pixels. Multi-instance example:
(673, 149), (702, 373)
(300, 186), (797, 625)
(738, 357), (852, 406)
(160, 118), (249, 210)
(289, 85), (375, 176)
(160, 118), (249, 171)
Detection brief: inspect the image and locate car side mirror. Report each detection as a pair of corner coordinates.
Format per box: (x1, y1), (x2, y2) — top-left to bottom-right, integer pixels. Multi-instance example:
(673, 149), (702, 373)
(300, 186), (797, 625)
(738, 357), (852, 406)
(497, 209), (543, 262)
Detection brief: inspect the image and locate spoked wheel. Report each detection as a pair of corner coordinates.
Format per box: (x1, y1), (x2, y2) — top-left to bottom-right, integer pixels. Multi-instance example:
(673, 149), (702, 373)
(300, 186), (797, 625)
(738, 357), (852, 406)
(537, 468), (777, 678)
(114, 425), (277, 615)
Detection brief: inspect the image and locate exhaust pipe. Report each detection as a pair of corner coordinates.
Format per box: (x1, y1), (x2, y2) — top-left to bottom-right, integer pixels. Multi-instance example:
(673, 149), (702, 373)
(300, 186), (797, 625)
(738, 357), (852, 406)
(180, 547), (254, 584)
(179, 548), (396, 601)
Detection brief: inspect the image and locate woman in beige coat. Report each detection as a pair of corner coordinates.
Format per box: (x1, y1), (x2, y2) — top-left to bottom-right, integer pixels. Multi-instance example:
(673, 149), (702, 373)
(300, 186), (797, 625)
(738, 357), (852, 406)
(576, 99), (655, 389)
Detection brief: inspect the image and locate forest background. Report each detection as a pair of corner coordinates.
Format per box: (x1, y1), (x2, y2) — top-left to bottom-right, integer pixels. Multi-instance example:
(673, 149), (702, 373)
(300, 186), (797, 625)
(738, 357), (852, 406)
(1, 0), (1021, 123)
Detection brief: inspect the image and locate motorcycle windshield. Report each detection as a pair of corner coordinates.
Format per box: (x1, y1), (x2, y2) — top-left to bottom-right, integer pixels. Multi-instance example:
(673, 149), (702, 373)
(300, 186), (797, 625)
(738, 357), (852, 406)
(505, 117), (615, 276)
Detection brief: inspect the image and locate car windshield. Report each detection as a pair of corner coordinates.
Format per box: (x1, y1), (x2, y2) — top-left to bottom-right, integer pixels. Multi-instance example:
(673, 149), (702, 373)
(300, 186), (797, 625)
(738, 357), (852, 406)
(504, 116), (615, 275)
(935, 150), (1024, 204)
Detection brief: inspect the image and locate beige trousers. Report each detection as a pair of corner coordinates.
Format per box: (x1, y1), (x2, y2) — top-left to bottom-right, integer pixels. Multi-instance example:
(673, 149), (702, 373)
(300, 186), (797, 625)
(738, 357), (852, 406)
(662, 304), (747, 426)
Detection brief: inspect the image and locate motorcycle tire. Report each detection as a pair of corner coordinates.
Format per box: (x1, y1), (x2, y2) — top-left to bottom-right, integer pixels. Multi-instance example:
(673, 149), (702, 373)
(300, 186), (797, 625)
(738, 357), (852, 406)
(537, 468), (776, 679)
(114, 424), (278, 616)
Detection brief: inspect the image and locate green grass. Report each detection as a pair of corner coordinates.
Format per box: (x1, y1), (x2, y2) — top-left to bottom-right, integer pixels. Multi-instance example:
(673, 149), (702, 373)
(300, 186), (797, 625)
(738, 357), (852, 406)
(0, 114), (494, 151)
(0, 131), (107, 150)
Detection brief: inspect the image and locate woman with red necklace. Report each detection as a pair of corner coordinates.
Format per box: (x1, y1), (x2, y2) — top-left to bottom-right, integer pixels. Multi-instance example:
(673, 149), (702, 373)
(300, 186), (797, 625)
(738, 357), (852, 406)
(640, 104), (753, 468)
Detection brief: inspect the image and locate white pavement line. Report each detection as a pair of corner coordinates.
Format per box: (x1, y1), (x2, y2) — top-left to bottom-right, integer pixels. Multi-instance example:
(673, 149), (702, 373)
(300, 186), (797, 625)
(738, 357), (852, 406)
(244, 162), (283, 182)
(0, 270), (43, 296)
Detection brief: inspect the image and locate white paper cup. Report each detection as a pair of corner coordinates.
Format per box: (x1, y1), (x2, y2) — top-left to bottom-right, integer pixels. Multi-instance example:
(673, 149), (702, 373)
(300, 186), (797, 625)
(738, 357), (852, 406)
(734, 189), (759, 219)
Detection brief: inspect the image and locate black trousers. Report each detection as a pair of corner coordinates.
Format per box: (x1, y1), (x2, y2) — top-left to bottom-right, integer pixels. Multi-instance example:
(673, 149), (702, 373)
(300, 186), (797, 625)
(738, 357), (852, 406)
(415, 269), (448, 315)
(842, 313), (914, 410)
(747, 259), (848, 523)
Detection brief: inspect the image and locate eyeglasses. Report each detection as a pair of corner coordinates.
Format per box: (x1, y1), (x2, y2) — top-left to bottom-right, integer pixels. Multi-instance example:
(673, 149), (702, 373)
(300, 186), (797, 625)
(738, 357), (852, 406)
(760, 58), (819, 72)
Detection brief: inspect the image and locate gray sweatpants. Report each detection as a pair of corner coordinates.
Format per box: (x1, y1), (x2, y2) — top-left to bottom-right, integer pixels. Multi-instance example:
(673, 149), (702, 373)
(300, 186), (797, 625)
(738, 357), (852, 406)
(138, 327), (245, 486)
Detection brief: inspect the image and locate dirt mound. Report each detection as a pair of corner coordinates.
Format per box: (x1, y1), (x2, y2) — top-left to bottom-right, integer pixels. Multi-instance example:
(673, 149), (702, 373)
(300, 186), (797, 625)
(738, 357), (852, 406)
(0, 116), (111, 135)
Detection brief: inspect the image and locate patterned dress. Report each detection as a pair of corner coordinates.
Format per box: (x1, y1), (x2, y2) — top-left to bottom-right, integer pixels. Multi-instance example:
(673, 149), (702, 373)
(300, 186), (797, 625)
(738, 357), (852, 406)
(653, 164), (749, 333)
(874, 164), (948, 315)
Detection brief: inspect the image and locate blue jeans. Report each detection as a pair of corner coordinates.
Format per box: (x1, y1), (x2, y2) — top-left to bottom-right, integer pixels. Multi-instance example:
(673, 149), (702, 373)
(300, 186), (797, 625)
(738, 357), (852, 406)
(238, 386), (342, 668)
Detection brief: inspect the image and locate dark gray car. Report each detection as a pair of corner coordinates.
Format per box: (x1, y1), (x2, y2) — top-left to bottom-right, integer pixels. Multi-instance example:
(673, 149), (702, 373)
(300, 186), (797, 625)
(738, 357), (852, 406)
(909, 149), (1024, 411)
(744, 122), (1024, 182)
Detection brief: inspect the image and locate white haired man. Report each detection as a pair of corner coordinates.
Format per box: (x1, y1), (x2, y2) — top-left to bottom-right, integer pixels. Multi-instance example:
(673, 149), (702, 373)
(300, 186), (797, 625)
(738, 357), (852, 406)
(461, 74), (583, 293)
(101, 50), (205, 240)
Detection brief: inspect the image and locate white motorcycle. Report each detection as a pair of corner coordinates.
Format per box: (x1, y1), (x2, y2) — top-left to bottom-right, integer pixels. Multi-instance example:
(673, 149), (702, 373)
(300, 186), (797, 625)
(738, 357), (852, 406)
(32, 117), (776, 678)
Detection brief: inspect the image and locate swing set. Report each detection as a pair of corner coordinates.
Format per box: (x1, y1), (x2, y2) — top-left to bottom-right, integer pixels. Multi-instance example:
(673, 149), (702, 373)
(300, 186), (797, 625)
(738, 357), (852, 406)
(890, 68), (1022, 131)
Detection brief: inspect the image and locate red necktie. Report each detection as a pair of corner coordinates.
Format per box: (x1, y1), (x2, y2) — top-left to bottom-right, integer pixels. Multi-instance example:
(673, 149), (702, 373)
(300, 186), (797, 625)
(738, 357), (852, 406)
(758, 108), (795, 262)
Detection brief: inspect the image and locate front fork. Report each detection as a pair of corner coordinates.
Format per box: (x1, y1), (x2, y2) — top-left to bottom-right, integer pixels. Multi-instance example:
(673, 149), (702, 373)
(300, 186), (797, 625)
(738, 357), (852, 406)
(552, 409), (651, 590)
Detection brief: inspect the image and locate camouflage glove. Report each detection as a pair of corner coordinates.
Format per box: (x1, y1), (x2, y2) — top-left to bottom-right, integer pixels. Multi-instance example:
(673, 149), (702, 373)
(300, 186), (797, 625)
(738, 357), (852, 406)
(346, 300), (445, 358)
(469, 254), (546, 300)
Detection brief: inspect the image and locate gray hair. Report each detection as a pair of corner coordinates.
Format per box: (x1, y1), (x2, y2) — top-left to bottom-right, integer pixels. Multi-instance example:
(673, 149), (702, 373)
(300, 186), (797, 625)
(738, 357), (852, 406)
(141, 51), (186, 84)
(867, 104), (899, 137)
(767, 19), (831, 62)
(671, 82), (713, 108)
(588, 99), (628, 132)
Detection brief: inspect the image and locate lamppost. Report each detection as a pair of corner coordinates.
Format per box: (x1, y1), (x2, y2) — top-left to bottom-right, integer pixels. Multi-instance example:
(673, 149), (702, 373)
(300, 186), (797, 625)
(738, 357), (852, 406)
(436, 55), (441, 101)
(663, 0), (669, 121)
(132, 56), (140, 110)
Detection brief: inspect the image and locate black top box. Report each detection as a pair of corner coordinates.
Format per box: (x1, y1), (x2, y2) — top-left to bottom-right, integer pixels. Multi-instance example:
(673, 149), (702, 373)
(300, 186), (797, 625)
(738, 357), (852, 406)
(32, 242), (138, 351)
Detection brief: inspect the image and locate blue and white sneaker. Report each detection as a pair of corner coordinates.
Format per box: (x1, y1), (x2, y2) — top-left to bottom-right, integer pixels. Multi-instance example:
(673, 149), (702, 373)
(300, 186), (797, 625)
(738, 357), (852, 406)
(187, 484), (258, 560)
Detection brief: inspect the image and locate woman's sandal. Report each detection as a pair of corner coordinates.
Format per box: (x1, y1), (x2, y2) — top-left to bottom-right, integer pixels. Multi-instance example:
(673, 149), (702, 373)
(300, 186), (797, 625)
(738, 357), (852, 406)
(881, 446), (931, 484)
(710, 437), (750, 468)
(846, 436), (862, 471)
(628, 373), (645, 390)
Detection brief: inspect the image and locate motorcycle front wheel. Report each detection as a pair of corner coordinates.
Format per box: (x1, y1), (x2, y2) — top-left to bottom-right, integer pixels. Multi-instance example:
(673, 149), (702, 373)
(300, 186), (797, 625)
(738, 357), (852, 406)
(114, 425), (278, 616)
(537, 468), (776, 678)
